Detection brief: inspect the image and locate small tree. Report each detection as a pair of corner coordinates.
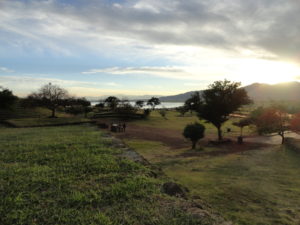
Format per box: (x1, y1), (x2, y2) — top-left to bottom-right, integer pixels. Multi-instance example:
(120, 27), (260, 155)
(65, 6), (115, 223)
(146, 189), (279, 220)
(135, 100), (144, 109)
(26, 83), (69, 118)
(147, 97), (161, 110)
(104, 96), (120, 111)
(183, 122), (205, 149)
(253, 107), (289, 144)
(0, 87), (18, 110)
(196, 80), (252, 141)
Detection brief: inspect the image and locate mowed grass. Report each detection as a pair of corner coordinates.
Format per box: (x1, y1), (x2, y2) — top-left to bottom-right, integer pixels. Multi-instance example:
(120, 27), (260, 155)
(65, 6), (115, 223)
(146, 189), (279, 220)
(126, 139), (300, 225)
(132, 110), (254, 137)
(0, 125), (218, 225)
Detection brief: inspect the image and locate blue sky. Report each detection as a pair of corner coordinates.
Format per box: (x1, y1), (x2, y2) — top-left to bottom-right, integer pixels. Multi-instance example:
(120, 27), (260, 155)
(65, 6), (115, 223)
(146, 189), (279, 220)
(1, 0), (300, 98)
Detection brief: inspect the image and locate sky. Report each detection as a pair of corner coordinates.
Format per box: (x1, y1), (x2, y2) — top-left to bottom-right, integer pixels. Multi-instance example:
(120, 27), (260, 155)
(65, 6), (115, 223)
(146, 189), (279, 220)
(1, 0), (300, 98)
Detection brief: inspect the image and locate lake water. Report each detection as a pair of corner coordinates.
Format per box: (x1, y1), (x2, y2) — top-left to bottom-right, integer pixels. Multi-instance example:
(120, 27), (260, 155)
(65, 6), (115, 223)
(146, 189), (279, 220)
(91, 101), (184, 109)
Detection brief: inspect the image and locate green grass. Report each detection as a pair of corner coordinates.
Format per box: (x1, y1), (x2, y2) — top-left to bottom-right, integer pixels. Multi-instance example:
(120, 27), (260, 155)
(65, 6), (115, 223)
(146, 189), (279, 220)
(5, 117), (91, 127)
(0, 125), (222, 225)
(126, 139), (300, 225)
(133, 110), (255, 137)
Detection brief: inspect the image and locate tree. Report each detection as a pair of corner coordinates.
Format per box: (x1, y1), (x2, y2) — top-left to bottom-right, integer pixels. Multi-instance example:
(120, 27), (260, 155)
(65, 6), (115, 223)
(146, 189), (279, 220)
(183, 122), (205, 149)
(0, 87), (18, 110)
(196, 80), (252, 141)
(184, 92), (202, 113)
(26, 83), (69, 118)
(253, 106), (289, 144)
(147, 97), (161, 110)
(290, 113), (300, 132)
(135, 100), (144, 109)
(65, 98), (92, 118)
(104, 96), (120, 110)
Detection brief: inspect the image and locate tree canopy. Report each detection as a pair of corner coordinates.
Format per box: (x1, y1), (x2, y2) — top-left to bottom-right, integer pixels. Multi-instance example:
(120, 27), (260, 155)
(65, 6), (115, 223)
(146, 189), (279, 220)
(191, 80), (252, 141)
(26, 83), (69, 118)
(104, 96), (120, 110)
(252, 106), (289, 144)
(0, 87), (18, 110)
(147, 97), (161, 110)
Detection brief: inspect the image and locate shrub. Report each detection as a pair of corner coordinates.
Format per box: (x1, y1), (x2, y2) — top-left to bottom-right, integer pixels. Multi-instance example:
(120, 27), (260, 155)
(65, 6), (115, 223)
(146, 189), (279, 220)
(183, 122), (205, 149)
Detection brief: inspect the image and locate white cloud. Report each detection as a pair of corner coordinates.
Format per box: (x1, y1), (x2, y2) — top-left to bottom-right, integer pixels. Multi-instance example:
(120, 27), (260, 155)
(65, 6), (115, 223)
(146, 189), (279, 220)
(0, 67), (14, 73)
(0, 75), (121, 97)
(82, 66), (198, 80)
(1, 0), (300, 62)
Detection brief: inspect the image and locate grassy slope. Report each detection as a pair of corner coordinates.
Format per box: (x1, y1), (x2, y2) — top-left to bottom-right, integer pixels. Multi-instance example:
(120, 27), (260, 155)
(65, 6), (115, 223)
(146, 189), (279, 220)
(0, 125), (222, 225)
(126, 139), (300, 225)
(123, 111), (300, 225)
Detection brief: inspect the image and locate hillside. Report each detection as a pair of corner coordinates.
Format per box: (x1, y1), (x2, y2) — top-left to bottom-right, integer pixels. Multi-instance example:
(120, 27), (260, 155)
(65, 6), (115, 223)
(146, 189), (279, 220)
(159, 82), (300, 102)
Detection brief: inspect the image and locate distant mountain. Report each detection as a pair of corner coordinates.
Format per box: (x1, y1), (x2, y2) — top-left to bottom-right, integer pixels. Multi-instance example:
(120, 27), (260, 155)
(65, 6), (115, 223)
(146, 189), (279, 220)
(159, 82), (300, 102)
(159, 91), (198, 102)
(87, 95), (162, 102)
(244, 82), (300, 101)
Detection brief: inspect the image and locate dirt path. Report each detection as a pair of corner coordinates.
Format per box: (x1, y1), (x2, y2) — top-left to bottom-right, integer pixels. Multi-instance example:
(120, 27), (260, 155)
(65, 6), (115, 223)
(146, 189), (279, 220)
(114, 123), (190, 149)
(244, 132), (300, 145)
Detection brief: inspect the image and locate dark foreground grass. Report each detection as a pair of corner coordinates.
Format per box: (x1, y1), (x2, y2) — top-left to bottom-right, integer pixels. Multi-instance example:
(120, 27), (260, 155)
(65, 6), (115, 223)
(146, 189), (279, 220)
(5, 117), (91, 127)
(0, 125), (222, 225)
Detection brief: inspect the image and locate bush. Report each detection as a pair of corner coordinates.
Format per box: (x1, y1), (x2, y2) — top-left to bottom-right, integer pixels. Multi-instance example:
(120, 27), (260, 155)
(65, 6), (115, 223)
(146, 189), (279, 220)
(183, 122), (205, 149)
(159, 108), (167, 119)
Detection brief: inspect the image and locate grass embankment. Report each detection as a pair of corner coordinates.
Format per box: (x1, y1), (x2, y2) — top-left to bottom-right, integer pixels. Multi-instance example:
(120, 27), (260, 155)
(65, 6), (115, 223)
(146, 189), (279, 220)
(123, 111), (300, 225)
(125, 140), (300, 225)
(0, 125), (223, 225)
(5, 117), (91, 127)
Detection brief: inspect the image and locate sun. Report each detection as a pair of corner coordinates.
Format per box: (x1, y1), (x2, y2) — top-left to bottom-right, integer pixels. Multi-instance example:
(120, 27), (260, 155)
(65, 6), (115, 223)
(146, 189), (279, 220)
(233, 59), (300, 85)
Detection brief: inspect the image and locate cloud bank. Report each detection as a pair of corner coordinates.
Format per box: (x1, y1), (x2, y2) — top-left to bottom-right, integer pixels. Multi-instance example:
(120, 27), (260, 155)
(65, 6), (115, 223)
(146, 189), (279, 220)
(0, 0), (299, 61)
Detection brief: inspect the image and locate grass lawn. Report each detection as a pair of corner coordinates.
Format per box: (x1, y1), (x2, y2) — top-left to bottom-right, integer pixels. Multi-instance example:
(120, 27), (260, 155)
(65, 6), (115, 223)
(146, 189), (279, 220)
(5, 117), (91, 127)
(131, 110), (255, 137)
(125, 139), (300, 225)
(0, 124), (224, 225)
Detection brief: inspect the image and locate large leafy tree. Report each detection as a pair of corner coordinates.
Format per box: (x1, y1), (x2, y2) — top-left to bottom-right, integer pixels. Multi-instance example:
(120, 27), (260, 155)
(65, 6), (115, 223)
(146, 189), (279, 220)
(26, 83), (69, 118)
(0, 87), (18, 110)
(197, 80), (252, 141)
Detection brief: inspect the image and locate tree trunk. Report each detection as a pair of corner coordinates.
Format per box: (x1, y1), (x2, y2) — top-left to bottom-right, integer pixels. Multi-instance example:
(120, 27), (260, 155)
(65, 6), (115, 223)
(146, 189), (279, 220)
(192, 141), (197, 149)
(217, 127), (222, 141)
